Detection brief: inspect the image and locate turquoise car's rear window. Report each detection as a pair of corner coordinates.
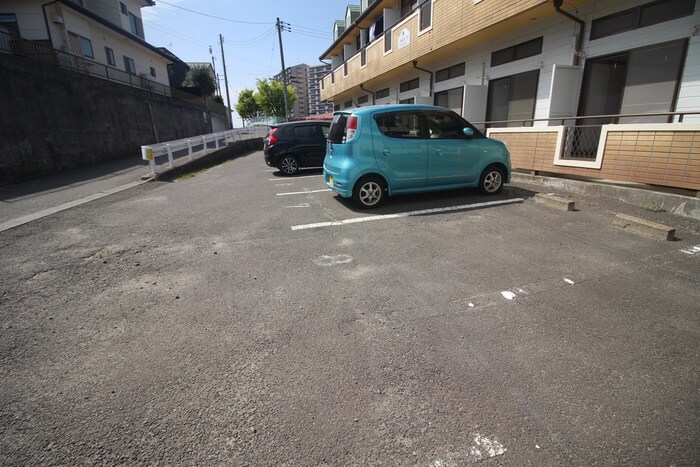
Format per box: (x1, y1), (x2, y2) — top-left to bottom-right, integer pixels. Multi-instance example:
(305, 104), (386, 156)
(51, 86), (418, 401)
(329, 113), (349, 144)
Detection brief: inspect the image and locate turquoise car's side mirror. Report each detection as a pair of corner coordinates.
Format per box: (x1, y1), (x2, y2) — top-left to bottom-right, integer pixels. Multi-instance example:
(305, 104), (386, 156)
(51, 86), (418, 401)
(463, 127), (474, 137)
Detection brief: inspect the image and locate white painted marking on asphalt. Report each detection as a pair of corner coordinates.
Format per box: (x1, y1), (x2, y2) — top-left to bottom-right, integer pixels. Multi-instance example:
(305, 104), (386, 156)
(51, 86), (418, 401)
(264, 169), (277, 172)
(564, 278), (575, 284)
(291, 198), (525, 230)
(313, 254), (353, 266)
(268, 174), (323, 181)
(275, 183), (294, 187)
(0, 179), (149, 232)
(277, 189), (332, 196)
(286, 203), (311, 208)
(469, 434), (506, 462)
(501, 291), (516, 300)
(680, 245), (700, 255)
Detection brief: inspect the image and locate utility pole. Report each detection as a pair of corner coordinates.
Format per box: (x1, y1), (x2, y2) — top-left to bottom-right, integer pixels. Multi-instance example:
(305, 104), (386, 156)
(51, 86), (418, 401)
(209, 45), (220, 96)
(276, 17), (290, 121)
(219, 34), (233, 129)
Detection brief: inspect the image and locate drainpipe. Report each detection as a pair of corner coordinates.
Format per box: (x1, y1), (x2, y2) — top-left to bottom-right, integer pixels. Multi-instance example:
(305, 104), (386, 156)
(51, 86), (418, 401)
(554, 0), (585, 66)
(360, 83), (375, 105)
(412, 60), (433, 97)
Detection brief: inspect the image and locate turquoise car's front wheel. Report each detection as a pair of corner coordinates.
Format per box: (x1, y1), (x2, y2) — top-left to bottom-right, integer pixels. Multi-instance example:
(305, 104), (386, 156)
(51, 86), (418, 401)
(479, 166), (504, 195)
(353, 176), (386, 209)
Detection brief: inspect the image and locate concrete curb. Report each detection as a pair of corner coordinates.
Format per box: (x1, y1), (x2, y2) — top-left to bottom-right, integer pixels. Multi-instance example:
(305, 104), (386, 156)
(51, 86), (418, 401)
(534, 193), (575, 211)
(512, 173), (700, 220)
(613, 214), (676, 241)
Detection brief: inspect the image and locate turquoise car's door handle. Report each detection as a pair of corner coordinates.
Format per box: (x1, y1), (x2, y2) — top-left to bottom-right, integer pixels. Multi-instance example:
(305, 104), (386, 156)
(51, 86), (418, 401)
(382, 148), (391, 156)
(435, 149), (443, 156)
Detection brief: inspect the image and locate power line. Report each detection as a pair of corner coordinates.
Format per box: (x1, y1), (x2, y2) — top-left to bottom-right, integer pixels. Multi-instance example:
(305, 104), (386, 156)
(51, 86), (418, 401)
(157, 0), (274, 25)
(147, 23), (209, 47)
(287, 23), (332, 36)
(288, 30), (332, 40)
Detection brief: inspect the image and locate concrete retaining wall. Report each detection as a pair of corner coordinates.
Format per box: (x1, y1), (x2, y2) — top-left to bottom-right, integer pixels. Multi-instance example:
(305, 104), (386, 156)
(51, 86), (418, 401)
(0, 54), (213, 183)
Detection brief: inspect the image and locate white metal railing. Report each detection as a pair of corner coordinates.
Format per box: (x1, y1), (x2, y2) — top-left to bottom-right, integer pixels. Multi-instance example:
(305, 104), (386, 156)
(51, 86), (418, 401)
(141, 127), (267, 175)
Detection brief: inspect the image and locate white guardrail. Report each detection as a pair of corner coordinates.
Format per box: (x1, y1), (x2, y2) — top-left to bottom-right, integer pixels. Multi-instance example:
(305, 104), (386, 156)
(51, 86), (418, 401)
(141, 126), (268, 174)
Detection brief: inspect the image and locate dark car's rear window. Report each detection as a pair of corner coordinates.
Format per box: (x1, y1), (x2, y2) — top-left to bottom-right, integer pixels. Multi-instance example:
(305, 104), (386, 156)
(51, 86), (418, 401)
(328, 113), (349, 144)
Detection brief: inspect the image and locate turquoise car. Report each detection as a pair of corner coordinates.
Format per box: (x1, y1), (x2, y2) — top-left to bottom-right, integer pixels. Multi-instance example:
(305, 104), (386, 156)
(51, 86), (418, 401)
(323, 104), (511, 209)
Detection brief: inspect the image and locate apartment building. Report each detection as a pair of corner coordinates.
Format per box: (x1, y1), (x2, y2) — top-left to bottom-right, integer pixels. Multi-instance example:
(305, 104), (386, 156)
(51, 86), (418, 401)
(274, 63), (310, 118)
(0, 0), (172, 87)
(319, 0), (700, 192)
(307, 63), (334, 115)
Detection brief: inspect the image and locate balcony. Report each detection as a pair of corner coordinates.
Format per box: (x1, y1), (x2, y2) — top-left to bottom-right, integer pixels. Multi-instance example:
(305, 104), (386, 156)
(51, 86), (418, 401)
(320, 0), (587, 102)
(0, 31), (171, 96)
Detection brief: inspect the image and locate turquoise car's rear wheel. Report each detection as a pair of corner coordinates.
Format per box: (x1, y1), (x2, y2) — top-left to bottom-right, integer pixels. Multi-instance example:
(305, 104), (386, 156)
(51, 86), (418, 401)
(479, 165), (504, 195)
(353, 176), (386, 209)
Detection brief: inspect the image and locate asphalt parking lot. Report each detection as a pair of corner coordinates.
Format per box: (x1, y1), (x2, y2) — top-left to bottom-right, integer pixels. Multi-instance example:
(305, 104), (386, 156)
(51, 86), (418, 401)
(1, 150), (699, 465)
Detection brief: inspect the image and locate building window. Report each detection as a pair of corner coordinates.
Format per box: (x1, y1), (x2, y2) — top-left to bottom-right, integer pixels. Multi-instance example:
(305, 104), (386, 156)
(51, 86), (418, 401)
(578, 39), (687, 124)
(123, 56), (136, 75)
(590, 0), (695, 40)
(68, 32), (94, 59)
(401, 0), (419, 17)
(434, 87), (464, 115)
(384, 26), (392, 53)
(491, 37), (543, 67)
(331, 71), (335, 84)
(399, 97), (415, 104)
(419, 0), (432, 31)
(150, 66), (156, 78)
(343, 61), (348, 77)
(334, 104), (341, 111)
(105, 47), (115, 66)
(344, 100), (353, 108)
(376, 87), (390, 99)
(0, 13), (19, 37)
(486, 70), (539, 127)
(435, 62), (465, 82)
(358, 95), (369, 104)
(120, 2), (127, 15)
(361, 48), (366, 67)
(399, 78), (419, 93)
(128, 12), (144, 39)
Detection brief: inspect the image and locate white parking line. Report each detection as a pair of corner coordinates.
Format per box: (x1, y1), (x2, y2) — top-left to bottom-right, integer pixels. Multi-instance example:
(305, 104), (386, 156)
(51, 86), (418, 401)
(277, 189), (332, 196)
(291, 198), (525, 230)
(268, 175), (323, 181)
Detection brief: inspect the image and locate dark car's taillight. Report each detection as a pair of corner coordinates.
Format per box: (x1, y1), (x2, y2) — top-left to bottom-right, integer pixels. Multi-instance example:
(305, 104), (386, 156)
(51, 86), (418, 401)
(269, 127), (279, 145)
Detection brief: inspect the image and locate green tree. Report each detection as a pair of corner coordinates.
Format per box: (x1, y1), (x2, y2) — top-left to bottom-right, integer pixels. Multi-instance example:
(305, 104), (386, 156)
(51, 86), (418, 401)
(254, 79), (297, 119)
(235, 88), (260, 125)
(184, 65), (216, 97)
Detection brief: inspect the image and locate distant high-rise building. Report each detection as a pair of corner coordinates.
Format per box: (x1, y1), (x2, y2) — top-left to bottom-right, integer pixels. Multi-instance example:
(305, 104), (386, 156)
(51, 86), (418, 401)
(307, 64), (334, 116)
(275, 63), (333, 118)
(274, 63), (309, 118)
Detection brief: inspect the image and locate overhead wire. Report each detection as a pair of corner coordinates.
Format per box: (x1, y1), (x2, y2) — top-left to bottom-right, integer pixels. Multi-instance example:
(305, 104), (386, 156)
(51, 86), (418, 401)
(157, 0), (274, 25)
(147, 23), (209, 47)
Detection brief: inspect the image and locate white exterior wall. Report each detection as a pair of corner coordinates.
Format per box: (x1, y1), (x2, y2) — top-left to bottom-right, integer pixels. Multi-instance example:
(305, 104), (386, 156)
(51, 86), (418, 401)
(118, 0), (148, 39)
(3, 1), (49, 41)
(86, 0), (120, 27)
(4, 1), (170, 87)
(338, 0), (700, 123)
(577, 0), (700, 122)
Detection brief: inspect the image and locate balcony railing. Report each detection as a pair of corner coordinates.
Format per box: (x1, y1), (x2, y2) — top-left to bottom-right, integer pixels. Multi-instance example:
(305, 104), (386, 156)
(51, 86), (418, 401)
(0, 31), (171, 97)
